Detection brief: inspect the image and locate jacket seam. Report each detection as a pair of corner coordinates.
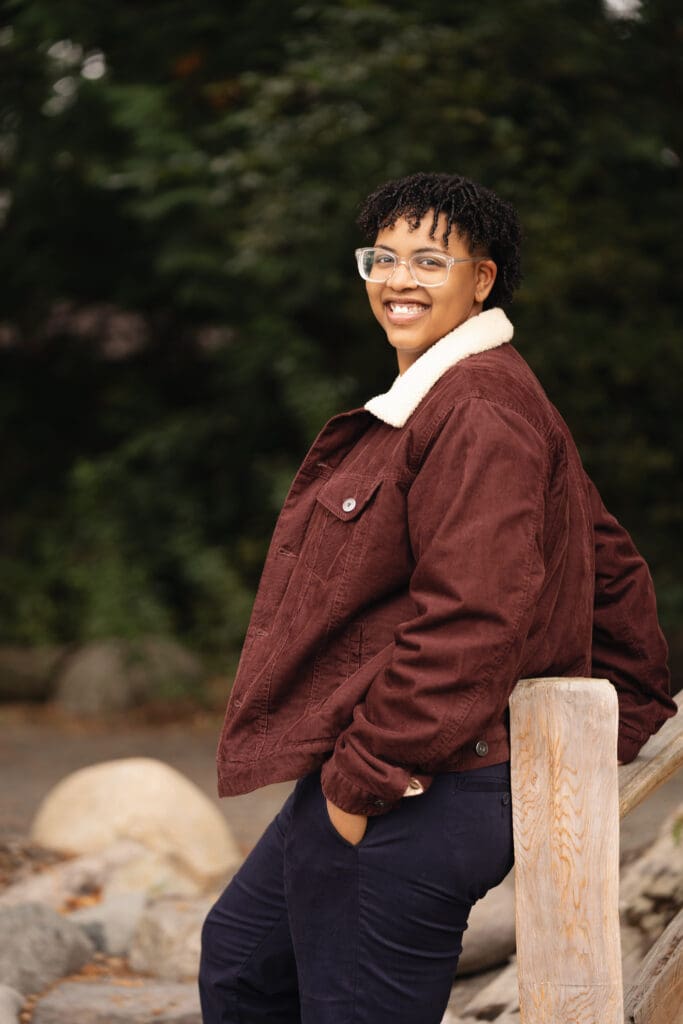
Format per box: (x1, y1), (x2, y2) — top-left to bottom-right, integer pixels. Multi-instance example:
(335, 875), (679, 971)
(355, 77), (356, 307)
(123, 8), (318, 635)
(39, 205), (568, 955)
(414, 391), (560, 476)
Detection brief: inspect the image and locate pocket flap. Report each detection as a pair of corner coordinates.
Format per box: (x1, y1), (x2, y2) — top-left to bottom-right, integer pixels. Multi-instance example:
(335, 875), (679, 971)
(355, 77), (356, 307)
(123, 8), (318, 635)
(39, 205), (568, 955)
(316, 475), (382, 521)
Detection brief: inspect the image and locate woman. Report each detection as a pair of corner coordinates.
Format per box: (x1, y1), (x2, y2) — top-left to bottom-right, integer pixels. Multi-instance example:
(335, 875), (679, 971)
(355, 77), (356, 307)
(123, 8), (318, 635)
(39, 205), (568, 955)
(199, 172), (675, 1024)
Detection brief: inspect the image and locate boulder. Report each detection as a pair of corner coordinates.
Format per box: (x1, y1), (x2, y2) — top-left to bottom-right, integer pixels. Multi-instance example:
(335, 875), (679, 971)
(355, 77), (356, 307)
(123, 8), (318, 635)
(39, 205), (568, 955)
(0, 903), (94, 995)
(53, 638), (203, 714)
(0, 985), (23, 1024)
(30, 978), (201, 1024)
(129, 896), (215, 980)
(445, 966), (506, 1021)
(104, 847), (212, 899)
(456, 959), (520, 1022)
(31, 758), (241, 891)
(620, 803), (683, 948)
(457, 872), (516, 976)
(0, 840), (157, 909)
(0, 839), (219, 911)
(0, 646), (67, 701)
(69, 891), (147, 955)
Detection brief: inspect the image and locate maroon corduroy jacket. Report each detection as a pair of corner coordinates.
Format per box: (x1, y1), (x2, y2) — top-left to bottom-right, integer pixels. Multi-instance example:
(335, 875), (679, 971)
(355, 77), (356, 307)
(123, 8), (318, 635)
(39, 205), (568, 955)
(216, 309), (675, 816)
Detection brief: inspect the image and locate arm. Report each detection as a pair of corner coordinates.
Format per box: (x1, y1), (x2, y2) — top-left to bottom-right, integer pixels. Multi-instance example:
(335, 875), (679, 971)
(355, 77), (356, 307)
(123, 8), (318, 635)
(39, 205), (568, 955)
(322, 398), (550, 815)
(587, 475), (676, 763)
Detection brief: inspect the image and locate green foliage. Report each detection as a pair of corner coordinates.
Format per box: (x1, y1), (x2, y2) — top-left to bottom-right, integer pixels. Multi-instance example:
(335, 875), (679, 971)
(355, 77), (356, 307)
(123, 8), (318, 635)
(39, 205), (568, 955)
(0, 0), (681, 655)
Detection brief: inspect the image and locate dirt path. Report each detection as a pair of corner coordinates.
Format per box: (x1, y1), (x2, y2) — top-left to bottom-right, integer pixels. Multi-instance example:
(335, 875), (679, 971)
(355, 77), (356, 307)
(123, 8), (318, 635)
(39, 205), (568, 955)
(0, 702), (680, 861)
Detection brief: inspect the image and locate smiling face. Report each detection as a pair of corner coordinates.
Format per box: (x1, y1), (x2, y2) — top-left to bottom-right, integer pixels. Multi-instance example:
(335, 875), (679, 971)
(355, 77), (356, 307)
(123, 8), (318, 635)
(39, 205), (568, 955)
(366, 213), (497, 374)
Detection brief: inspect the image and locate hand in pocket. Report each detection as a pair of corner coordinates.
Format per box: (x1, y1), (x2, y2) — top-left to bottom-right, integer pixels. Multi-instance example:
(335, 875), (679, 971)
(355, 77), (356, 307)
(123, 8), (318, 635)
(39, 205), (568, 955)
(326, 799), (368, 846)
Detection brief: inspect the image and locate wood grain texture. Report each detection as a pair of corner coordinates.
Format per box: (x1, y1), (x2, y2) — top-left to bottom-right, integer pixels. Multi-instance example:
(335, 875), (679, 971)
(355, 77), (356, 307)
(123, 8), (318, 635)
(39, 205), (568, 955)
(510, 677), (623, 1024)
(618, 693), (683, 820)
(623, 908), (683, 1024)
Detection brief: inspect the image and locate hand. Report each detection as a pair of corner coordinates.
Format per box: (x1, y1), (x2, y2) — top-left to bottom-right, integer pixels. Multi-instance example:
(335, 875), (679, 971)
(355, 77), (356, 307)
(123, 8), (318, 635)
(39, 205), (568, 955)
(325, 799), (368, 845)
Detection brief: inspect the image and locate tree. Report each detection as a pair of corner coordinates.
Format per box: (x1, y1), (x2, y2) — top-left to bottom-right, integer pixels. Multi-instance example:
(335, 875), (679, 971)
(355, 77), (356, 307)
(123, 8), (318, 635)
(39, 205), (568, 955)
(0, 0), (680, 652)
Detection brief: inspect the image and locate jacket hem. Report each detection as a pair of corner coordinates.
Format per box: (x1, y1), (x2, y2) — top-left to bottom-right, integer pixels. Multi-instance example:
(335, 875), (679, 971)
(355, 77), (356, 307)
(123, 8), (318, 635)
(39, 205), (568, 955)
(216, 732), (514, 808)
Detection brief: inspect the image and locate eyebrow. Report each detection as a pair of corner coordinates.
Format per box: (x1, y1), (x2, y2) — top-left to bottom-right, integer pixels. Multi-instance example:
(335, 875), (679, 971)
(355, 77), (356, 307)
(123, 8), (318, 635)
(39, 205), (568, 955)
(375, 244), (448, 255)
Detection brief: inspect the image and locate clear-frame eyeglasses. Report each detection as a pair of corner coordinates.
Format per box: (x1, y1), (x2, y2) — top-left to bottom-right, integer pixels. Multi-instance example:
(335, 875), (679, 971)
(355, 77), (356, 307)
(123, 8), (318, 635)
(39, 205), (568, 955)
(355, 247), (481, 288)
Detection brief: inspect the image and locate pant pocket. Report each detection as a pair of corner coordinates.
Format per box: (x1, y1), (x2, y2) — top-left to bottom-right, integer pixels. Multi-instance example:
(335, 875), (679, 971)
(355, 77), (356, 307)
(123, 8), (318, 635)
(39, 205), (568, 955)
(296, 770), (374, 850)
(321, 788), (376, 849)
(453, 761), (511, 793)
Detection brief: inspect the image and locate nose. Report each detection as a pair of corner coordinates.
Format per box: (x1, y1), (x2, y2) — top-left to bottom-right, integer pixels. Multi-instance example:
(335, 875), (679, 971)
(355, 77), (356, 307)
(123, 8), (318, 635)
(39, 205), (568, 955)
(387, 259), (418, 288)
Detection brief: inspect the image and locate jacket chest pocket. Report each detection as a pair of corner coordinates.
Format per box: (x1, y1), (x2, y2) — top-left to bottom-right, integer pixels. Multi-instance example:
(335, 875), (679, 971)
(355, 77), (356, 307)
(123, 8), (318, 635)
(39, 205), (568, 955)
(303, 474), (382, 582)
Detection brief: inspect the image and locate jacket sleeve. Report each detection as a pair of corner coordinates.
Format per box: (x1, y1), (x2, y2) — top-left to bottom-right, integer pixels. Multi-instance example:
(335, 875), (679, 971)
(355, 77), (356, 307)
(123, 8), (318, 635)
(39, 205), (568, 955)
(586, 475), (676, 764)
(321, 398), (551, 815)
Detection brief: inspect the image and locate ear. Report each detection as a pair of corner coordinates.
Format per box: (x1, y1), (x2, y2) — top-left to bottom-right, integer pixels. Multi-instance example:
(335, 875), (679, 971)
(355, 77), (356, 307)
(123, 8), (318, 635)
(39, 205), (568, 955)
(474, 259), (497, 304)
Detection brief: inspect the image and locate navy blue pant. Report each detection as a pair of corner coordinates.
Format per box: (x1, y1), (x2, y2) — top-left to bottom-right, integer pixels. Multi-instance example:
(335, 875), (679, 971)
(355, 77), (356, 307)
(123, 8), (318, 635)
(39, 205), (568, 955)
(199, 763), (513, 1024)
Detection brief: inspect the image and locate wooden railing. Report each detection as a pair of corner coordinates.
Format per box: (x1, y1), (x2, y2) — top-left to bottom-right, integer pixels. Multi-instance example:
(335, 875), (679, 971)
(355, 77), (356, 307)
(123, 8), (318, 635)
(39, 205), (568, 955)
(509, 680), (683, 1024)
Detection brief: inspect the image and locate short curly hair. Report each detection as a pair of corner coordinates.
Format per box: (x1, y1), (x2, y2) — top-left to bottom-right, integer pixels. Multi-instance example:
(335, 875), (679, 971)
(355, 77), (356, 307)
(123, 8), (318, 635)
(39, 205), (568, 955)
(357, 172), (522, 309)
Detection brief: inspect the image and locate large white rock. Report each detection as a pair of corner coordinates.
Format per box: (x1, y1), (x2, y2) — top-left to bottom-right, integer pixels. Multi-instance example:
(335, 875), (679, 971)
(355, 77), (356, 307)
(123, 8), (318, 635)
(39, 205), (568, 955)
(31, 758), (241, 891)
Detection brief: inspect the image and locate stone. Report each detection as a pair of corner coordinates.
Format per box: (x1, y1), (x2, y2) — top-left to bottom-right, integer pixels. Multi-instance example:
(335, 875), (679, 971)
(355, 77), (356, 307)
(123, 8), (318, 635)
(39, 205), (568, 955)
(52, 637), (203, 715)
(0, 903), (94, 995)
(446, 966), (505, 1020)
(621, 922), (647, 980)
(69, 891), (147, 955)
(620, 802), (683, 948)
(129, 896), (215, 980)
(30, 978), (201, 1024)
(0, 646), (66, 701)
(0, 985), (23, 1024)
(458, 959), (520, 1021)
(104, 849), (207, 899)
(0, 840), (214, 910)
(31, 758), (241, 890)
(456, 872), (516, 976)
(0, 840), (149, 910)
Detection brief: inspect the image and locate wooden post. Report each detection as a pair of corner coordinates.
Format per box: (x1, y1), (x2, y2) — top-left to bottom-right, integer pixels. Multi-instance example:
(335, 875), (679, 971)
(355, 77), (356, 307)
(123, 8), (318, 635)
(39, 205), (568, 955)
(509, 677), (623, 1024)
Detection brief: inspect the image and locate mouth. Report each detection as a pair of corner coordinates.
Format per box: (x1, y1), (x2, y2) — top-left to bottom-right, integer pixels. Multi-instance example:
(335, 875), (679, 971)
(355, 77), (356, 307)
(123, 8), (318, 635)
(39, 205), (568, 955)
(384, 300), (430, 324)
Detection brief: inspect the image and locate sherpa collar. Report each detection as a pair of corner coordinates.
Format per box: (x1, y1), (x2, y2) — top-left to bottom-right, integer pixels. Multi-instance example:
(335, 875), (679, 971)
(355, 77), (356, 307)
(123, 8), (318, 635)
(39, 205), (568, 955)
(364, 307), (513, 428)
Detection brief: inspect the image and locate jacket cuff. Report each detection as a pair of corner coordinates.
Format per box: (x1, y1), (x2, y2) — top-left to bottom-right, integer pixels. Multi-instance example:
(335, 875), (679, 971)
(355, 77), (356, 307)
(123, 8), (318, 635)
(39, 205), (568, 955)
(320, 759), (407, 816)
(617, 722), (648, 765)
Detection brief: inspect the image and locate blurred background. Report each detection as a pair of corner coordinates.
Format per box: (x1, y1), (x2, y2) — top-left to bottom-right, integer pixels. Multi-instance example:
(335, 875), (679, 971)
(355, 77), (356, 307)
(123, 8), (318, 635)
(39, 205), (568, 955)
(1, 0), (681, 707)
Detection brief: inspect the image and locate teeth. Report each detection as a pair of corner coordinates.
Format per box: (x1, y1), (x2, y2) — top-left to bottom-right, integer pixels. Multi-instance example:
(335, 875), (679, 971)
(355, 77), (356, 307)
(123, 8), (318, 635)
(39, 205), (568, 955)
(389, 303), (425, 314)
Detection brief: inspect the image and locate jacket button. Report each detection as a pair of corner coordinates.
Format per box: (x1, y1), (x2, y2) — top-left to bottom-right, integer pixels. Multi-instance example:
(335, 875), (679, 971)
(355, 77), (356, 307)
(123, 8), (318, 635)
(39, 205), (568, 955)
(475, 740), (489, 757)
(342, 497), (357, 513)
(373, 798), (386, 808)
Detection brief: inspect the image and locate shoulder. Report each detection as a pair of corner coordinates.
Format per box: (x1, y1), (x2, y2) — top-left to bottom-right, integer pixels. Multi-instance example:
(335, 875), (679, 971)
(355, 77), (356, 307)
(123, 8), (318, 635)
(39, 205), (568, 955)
(416, 343), (565, 453)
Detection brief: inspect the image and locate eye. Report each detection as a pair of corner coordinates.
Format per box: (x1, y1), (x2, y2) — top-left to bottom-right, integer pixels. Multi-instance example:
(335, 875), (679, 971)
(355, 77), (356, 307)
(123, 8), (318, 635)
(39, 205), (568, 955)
(415, 255), (448, 269)
(374, 252), (395, 265)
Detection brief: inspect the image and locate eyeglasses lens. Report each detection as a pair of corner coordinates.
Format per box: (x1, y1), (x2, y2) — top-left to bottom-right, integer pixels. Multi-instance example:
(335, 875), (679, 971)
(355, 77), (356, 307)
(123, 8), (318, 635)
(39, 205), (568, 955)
(359, 249), (449, 286)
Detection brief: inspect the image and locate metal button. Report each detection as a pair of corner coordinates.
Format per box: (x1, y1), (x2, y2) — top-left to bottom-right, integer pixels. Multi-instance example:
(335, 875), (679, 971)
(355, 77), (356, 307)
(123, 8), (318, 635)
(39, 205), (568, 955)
(342, 497), (357, 513)
(475, 740), (489, 757)
(373, 798), (386, 808)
